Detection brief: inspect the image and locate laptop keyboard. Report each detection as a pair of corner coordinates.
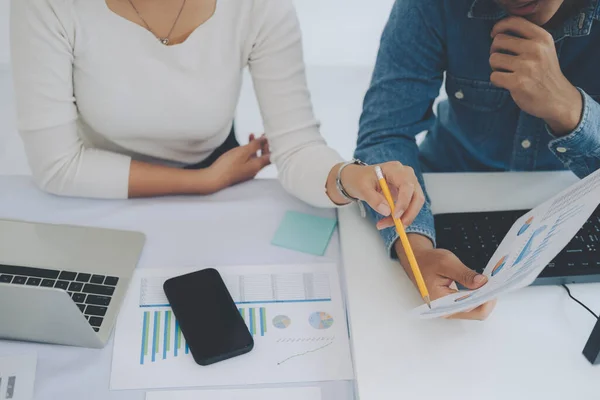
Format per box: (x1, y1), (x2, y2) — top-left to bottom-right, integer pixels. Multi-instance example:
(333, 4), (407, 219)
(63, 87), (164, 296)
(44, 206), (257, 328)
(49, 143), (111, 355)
(0, 265), (119, 332)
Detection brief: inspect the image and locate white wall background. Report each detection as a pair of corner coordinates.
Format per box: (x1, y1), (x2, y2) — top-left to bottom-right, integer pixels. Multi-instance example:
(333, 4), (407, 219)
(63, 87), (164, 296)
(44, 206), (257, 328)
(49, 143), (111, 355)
(0, 0), (8, 66)
(0, 0), (394, 68)
(293, 0), (394, 66)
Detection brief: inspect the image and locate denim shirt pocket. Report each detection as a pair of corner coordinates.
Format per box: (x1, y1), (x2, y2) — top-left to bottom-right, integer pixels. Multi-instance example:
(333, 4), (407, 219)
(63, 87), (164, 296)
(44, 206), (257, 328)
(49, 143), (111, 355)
(445, 73), (512, 144)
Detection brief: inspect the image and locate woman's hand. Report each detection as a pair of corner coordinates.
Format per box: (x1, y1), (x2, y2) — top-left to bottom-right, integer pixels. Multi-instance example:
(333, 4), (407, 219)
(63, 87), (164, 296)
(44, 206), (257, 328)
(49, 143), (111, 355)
(249, 133), (271, 157)
(327, 161), (425, 228)
(208, 135), (271, 191)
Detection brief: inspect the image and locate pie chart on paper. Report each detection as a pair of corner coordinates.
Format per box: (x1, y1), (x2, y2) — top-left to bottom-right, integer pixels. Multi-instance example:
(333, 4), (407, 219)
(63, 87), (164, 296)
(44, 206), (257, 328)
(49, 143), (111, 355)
(309, 312), (334, 330)
(272, 315), (291, 329)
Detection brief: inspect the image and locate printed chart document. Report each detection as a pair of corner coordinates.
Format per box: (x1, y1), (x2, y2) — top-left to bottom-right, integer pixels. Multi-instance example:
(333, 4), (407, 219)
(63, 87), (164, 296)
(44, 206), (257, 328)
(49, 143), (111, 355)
(414, 168), (600, 318)
(0, 354), (37, 400)
(111, 263), (354, 390)
(145, 387), (322, 400)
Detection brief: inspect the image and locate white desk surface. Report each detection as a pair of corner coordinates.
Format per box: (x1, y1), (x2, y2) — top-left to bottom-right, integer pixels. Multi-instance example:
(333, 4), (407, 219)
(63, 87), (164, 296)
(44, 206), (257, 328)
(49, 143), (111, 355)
(0, 176), (354, 400)
(339, 171), (600, 400)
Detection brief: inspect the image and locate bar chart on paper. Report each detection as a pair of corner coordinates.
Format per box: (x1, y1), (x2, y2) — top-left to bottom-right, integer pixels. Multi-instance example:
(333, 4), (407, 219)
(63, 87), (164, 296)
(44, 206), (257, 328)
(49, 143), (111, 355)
(0, 354), (37, 400)
(111, 264), (354, 390)
(137, 269), (327, 365)
(139, 307), (269, 365)
(239, 307), (268, 337)
(140, 310), (188, 365)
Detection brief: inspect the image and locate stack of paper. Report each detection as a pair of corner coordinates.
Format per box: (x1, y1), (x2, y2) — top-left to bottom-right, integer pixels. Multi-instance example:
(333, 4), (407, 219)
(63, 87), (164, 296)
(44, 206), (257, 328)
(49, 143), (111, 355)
(111, 263), (354, 390)
(0, 354), (37, 400)
(145, 387), (321, 400)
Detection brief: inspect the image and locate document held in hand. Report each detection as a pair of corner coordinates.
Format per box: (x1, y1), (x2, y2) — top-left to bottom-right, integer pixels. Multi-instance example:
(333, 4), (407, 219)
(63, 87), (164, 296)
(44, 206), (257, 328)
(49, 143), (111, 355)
(413, 168), (600, 319)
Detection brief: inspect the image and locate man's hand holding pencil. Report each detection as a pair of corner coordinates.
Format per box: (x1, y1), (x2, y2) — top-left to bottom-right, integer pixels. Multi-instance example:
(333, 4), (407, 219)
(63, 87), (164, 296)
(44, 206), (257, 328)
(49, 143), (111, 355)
(395, 235), (496, 320)
(374, 165), (496, 320)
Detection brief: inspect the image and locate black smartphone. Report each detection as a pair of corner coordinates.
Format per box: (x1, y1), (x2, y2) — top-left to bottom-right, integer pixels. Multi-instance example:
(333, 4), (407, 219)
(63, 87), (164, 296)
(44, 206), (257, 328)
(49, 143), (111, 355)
(163, 268), (254, 366)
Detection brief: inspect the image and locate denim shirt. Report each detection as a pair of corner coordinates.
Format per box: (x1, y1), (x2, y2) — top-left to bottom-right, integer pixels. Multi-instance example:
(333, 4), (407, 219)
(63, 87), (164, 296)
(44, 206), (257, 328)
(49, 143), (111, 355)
(354, 0), (600, 255)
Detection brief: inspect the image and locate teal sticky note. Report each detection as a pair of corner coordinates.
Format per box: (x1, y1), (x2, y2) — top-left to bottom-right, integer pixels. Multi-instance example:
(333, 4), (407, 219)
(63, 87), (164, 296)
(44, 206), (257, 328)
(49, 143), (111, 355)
(271, 211), (338, 256)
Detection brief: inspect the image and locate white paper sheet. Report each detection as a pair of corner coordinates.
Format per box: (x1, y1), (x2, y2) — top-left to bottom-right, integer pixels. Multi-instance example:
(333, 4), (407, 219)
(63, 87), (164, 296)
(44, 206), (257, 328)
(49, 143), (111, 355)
(0, 354), (37, 400)
(145, 387), (322, 400)
(414, 168), (600, 318)
(111, 263), (354, 390)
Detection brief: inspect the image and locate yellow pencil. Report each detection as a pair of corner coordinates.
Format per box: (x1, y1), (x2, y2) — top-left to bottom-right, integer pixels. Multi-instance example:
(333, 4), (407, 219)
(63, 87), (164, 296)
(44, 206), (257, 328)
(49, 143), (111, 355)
(375, 166), (431, 309)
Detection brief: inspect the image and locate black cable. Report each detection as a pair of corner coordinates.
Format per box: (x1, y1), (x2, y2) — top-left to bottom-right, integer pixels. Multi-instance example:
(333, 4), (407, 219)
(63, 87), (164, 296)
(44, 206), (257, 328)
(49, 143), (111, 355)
(562, 284), (599, 320)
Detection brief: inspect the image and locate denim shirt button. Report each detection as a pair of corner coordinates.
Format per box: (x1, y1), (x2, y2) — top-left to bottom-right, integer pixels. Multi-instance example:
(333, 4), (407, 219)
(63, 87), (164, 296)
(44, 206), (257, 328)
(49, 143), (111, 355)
(454, 90), (464, 100)
(556, 147), (568, 153)
(521, 139), (531, 149)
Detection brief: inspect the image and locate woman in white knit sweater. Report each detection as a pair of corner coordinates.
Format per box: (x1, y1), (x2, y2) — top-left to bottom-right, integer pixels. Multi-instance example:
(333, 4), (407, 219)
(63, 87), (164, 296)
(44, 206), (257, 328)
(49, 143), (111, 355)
(10, 0), (424, 229)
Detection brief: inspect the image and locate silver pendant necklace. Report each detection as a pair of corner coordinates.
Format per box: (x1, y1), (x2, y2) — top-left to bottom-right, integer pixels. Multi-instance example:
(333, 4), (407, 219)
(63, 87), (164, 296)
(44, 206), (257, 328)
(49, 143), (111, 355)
(127, 0), (187, 46)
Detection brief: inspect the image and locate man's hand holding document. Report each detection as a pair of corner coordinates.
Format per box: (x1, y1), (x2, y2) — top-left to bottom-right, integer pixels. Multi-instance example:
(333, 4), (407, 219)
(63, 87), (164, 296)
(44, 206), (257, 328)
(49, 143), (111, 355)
(414, 169), (600, 319)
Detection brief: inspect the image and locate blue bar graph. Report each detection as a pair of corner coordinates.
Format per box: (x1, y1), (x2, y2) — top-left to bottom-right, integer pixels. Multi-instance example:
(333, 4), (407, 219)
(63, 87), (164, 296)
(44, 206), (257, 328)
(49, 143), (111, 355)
(162, 311), (169, 360)
(152, 311), (159, 362)
(140, 310), (187, 365)
(140, 311), (149, 365)
(139, 307), (269, 365)
(260, 307), (266, 336)
(238, 307), (267, 337)
(174, 320), (180, 357)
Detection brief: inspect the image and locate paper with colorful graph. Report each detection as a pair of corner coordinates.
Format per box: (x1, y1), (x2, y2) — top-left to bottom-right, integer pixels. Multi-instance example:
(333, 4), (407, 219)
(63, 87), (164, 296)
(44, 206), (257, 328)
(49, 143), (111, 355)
(110, 263), (353, 390)
(414, 168), (600, 319)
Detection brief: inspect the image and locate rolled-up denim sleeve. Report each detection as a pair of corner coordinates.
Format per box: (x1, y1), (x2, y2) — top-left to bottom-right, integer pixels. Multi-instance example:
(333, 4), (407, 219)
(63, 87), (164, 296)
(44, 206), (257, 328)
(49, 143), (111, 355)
(353, 0), (446, 257)
(547, 89), (600, 178)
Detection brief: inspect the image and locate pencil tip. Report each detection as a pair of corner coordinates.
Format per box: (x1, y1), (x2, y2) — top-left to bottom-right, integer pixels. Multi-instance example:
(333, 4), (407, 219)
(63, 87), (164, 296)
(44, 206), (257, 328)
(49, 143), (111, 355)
(424, 296), (432, 309)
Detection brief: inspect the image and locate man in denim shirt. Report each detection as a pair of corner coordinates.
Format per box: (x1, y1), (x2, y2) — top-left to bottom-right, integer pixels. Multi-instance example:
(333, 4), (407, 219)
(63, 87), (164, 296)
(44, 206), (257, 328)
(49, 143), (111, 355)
(352, 0), (600, 319)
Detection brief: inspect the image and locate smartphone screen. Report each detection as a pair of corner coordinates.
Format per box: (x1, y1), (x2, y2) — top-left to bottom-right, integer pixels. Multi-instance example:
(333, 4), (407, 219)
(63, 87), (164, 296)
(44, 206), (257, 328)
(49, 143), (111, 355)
(163, 268), (253, 365)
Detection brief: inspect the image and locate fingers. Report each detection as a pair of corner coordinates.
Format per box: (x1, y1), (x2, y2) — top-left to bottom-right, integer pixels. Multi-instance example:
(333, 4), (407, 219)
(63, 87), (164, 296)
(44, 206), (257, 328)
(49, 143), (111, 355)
(490, 33), (533, 56)
(362, 188), (392, 218)
(245, 136), (268, 155)
(337, 164), (392, 216)
(433, 283), (494, 321)
(489, 52), (518, 73)
(261, 137), (271, 157)
(262, 140), (271, 157)
(376, 190), (424, 229)
(401, 186), (425, 227)
(438, 252), (488, 290)
(249, 133), (270, 159)
(393, 183), (415, 220)
(446, 299), (497, 321)
(250, 153), (271, 170)
(383, 163), (424, 225)
(342, 161), (425, 227)
(490, 71), (514, 90)
(491, 16), (548, 40)
(235, 154), (270, 184)
(376, 216), (394, 230)
(229, 154), (271, 186)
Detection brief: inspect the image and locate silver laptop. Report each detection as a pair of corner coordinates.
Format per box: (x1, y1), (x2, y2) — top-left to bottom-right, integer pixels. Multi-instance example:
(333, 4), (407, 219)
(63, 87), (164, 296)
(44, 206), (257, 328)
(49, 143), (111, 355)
(0, 219), (145, 348)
